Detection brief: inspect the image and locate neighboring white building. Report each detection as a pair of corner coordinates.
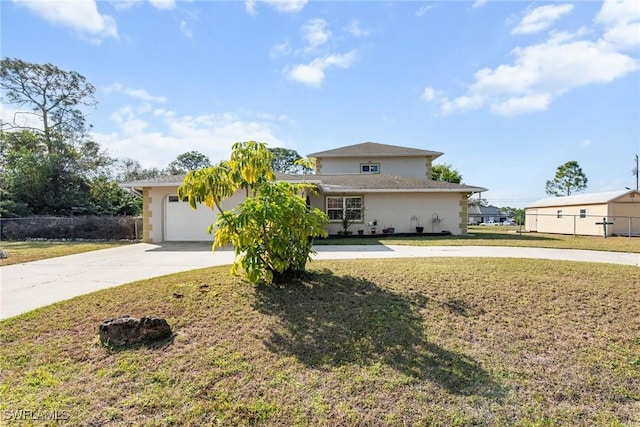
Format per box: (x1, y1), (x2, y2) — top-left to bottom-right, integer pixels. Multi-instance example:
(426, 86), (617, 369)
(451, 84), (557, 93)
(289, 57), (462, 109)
(525, 190), (640, 237)
(123, 142), (487, 243)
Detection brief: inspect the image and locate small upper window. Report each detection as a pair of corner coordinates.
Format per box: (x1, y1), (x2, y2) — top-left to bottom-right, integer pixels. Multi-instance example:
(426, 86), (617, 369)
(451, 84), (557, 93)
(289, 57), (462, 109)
(361, 163), (380, 174)
(579, 209), (587, 218)
(168, 196), (179, 203)
(557, 210), (563, 219)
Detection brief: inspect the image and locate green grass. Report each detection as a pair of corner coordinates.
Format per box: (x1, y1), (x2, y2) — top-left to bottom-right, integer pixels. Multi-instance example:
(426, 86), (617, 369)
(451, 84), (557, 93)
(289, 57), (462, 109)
(1, 258), (638, 426)
(318, 226), (640, 253)
(0, 241), (129, 266)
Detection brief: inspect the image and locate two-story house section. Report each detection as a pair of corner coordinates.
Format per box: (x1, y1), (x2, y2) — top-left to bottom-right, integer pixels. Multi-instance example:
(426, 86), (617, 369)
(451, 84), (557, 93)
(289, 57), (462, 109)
(307, 142), (486, 236)
(122, 142), (487, 242)
(309, 141), (443, 178)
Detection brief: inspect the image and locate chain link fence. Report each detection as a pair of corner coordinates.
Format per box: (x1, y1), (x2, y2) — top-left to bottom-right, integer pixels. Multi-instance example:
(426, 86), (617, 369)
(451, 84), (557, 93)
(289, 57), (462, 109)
(0, 216), (143, 241)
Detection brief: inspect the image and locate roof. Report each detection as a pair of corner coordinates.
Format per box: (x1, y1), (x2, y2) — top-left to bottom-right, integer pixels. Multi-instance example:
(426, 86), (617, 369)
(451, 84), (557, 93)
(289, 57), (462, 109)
(122, 172), (486, 194)
(308, 142), (443, 159)
(468, 205), (506, 216)
(526, 190), (638, 208)
(120, 172), (310, 188)
(314, 173), (485, 193)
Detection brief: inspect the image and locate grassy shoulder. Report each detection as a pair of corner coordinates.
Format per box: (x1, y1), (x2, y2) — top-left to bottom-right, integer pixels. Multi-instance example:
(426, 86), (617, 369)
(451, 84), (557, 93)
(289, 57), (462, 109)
(1, 258), (638, 426)
(318, 226), (640, 253)
(0, 241), (131, 266)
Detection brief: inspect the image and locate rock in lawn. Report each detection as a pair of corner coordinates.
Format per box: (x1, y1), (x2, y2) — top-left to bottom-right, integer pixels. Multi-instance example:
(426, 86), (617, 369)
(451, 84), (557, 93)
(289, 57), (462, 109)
(99, 315), (172, 346)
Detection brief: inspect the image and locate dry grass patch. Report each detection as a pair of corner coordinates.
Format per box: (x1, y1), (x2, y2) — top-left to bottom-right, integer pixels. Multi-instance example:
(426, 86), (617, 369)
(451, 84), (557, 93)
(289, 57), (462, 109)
(0, 241), (129, 266)
(1, 258), (639, 426)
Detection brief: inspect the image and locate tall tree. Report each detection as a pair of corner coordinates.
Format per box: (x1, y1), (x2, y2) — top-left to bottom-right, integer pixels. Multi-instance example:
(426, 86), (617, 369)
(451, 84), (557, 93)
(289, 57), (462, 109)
(167, 151), (211, 175)
(179, 141), (328, 283)
(0, 57), (97, 150)
(432, 163), (462, 184)
(269, 147), (312, 174)
(0, 59), (113, 215)
(545, 161), (588, 196)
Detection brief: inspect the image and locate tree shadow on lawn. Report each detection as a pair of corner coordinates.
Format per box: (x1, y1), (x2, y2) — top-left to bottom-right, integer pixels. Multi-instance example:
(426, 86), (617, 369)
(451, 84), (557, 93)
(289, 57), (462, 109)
(254, 270), (502, 398)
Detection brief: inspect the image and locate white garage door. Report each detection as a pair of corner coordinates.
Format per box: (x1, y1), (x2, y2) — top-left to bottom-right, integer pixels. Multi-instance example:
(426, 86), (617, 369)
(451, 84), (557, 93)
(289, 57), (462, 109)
(165, 195), (217, 241)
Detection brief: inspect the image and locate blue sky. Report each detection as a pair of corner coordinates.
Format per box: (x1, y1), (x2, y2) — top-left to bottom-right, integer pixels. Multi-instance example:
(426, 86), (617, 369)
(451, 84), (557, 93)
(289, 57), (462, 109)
(1, 0), (639, 208)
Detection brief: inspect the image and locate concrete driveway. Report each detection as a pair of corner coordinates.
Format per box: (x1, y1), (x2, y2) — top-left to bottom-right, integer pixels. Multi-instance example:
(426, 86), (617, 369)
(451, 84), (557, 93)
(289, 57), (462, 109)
(1, 242), (638, 320)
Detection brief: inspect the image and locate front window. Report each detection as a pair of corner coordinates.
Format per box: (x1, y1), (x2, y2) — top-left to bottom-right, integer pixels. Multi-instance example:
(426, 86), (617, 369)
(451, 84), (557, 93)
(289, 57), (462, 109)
(361, 163), (380, 174)
(326, 196), (363, 222)
(579, 209), (587, 218)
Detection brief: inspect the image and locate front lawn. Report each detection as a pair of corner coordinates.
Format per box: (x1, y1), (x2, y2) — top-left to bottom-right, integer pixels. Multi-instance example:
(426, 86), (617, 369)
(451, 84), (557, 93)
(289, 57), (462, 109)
(1, 258), (638, 426)
(319, 226), (640, 253)
(0, 241), (130, 266)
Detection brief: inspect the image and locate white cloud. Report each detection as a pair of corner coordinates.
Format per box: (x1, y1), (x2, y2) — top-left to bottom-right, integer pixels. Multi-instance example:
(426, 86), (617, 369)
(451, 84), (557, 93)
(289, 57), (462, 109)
(490, 94), (551, 117)
(421, 87), (436, 102)
(581, 139), (592, 147)
(148, 0), (176, 10)
(345, 20), (371, 37)
(244, 0), (307, 15)
(302, 18), (331, 53)
(270, 39), (291, 58)
(14, 0), (118, 40)
(0, 103), (44, 131)
(472, 0), (488, 9)
(415, 5), (434, 17)
(595, 0), (640, 49)
(95, 108), (287, 168)
(180, 20), (194, 38)
(288, 51), (357, 87)
(111, 0), (142, 11)
(245, 0), (257, 16)
(112, 0), (175, 11)
(104, 84), (167, 103)
(512, 4), (574, 35)
(436, 5), (639, 118)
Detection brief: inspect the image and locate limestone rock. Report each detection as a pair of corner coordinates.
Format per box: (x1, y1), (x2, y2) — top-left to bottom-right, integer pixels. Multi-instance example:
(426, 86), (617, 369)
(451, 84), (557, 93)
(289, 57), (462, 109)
(99, 315), (171, 346)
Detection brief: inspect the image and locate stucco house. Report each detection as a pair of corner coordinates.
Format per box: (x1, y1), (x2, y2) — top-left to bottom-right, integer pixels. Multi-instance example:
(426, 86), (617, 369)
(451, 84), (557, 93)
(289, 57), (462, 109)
(123, 142), (487, 243)
(524, 190), (640, 237)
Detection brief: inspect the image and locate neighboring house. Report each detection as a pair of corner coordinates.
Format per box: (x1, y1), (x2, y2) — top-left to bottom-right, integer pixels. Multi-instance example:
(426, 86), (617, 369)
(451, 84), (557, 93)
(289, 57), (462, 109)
(467, 205), (509, 225)
(524, 190), (640, 237)
(122, 142), (487, 243)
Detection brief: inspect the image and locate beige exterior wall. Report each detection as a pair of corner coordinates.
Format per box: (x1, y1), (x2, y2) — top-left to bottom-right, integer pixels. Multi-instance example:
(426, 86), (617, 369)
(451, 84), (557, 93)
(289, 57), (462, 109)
(526, 204), (609, 236)
(610, 194), (640, 235)
(310, 192), (464, 235)
(316, 156), (430, 178)
(526, 193), (640, 236)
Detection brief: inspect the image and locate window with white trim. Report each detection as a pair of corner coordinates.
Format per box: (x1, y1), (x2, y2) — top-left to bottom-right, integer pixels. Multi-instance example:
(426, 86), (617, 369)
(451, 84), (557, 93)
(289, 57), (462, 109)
(360, 163), (380, 174)
(326, 196), (363, 222)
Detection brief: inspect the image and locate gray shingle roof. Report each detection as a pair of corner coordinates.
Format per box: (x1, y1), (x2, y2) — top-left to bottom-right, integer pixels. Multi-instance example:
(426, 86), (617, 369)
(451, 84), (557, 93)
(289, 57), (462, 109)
(314, 173), (485, 193)
(121, 172), (486, 193)
(120, 172), (309, 187)
(308, 142), (443, 159)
